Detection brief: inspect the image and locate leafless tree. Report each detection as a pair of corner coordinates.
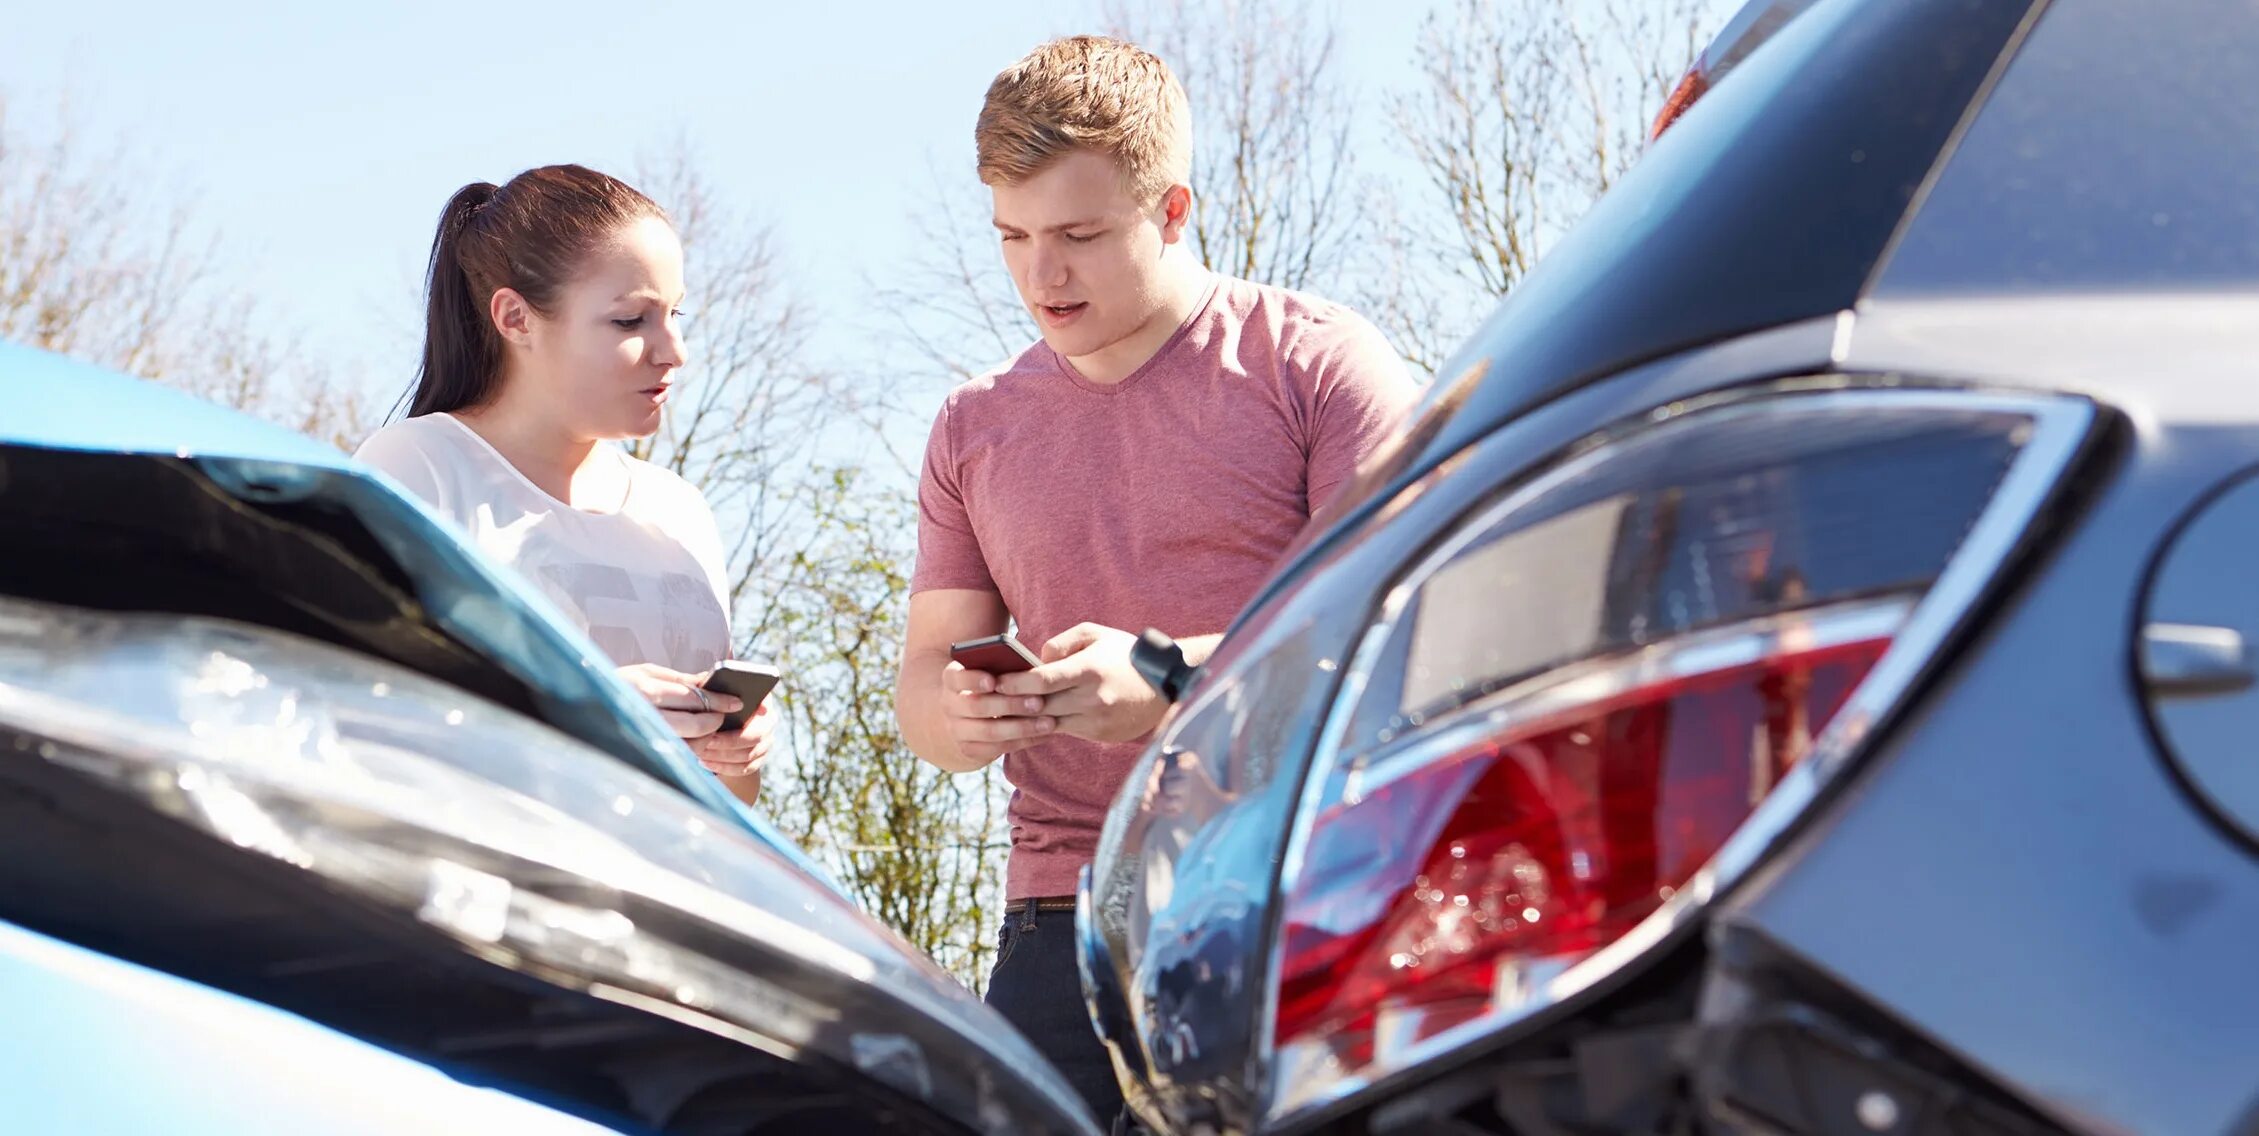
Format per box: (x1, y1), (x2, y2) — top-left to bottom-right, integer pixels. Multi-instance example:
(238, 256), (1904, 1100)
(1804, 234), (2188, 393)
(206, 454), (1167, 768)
(0, 92), (370, 444)
(1103, 0), (1368, 292)
(1381, 0), (1711, 371)
(630, 145), (1011, 988)
(628, 146), (854, 641)
(757, 467), (1013, 988)
(868, 159), (1028, 479)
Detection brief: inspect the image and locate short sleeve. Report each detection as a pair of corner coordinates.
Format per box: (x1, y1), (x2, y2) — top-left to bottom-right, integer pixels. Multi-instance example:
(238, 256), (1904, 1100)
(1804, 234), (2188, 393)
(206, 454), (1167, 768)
(911, 397), (999, 595)
(1303, 313), (1421, 516)
(352, 421), (458, 524)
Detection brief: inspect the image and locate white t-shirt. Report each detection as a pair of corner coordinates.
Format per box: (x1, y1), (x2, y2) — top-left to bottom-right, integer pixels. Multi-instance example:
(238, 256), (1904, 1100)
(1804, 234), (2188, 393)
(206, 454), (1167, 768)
(354, 413), (732, 673)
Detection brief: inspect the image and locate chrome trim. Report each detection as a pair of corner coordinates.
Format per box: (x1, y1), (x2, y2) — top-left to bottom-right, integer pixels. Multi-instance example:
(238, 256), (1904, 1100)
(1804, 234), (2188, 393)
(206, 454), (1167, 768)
(1258, 385), (2095, 1129)
(1342, 597), (1912, 807)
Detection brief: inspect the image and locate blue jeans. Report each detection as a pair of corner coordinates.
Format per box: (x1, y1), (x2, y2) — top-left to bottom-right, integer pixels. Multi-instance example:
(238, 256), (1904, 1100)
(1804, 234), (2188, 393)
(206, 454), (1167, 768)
(984, 901), (1128, 1131)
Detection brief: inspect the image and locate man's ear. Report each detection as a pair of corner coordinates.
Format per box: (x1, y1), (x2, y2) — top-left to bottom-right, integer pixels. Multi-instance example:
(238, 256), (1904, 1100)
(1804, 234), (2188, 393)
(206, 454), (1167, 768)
(490, 287), (535, 348)
(1158, 184), (1193, 244)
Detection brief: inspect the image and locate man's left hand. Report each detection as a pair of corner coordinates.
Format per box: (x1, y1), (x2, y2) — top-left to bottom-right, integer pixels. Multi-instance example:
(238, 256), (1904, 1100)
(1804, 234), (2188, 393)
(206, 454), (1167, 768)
(996, 623), (1169, 744)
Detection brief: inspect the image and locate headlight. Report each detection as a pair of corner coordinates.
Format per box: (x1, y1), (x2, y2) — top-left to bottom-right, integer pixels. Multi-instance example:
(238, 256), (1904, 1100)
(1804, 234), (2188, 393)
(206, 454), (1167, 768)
(0, 597), (1090, 1133)
(1261, 386), (2093, 1125)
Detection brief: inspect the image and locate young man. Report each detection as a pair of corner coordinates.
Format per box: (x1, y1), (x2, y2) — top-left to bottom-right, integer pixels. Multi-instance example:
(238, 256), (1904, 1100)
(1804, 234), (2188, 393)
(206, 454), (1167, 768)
(894, 35), (1419, 1125)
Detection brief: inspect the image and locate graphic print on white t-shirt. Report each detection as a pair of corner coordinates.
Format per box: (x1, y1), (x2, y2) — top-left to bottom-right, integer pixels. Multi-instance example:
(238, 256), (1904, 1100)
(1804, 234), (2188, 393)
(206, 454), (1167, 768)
(525, 559), (728, 670)
(352, 414), (735, 675)
(656, 571), (729, 664)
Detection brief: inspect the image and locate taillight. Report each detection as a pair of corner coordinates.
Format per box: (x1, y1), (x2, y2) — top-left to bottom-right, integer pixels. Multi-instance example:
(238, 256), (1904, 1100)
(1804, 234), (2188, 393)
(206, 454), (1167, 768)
(1650, 66), (1710, 142)
(1264, 388), (2092, 1123)
(1276, 609), (1891, 1053)
(1648, 1), (1827, 144)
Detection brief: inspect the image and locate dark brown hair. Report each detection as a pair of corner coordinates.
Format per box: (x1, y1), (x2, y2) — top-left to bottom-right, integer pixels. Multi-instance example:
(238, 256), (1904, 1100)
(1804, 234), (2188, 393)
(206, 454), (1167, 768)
(406, 164), (666, 417)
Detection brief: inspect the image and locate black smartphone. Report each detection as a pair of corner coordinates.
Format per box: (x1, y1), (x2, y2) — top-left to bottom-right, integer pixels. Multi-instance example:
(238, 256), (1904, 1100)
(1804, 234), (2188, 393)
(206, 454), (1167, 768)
(949, 634), (1042, 675)
(703, 660), (782, 732)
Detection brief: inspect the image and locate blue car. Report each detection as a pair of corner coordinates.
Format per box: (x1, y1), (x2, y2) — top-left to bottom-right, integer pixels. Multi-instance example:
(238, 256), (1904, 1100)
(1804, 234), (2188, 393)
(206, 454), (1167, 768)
(0, 341), (1098, 1135)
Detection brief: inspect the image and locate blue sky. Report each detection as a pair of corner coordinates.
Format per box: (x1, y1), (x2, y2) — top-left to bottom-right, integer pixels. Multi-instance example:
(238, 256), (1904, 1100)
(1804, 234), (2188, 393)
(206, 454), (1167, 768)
(6, 2), (1432, 413)
(5, 0), (1731, 451)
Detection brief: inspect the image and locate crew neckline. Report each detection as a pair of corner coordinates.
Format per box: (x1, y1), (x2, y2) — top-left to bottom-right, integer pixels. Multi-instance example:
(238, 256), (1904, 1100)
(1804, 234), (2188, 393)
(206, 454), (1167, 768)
(1049, 274), (1223, 396)
(435, 412), (636, 516)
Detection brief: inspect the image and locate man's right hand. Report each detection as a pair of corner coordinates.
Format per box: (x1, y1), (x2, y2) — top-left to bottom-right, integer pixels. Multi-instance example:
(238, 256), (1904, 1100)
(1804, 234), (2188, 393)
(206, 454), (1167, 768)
(899, 588), (1047, 773)
(939, 660), (1057, 763)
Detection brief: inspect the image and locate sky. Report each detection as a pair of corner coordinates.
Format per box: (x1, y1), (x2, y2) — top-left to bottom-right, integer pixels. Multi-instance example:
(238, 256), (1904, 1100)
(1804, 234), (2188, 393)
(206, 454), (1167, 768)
(3, 1), (1457, 430)
(6, 0), (1739, 468)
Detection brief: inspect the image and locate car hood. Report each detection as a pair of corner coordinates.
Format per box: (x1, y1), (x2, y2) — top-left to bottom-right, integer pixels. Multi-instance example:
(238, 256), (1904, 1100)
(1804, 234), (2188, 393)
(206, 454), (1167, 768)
(0, 343), (1102, 1135)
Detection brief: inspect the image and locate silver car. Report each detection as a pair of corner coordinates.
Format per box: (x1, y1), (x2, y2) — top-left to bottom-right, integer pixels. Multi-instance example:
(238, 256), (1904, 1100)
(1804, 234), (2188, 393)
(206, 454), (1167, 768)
(1081, 0), (2259, 1133)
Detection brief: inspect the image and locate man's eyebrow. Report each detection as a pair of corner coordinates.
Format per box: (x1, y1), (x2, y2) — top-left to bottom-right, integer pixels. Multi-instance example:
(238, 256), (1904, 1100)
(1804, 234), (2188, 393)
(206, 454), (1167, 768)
(992, 218), (1104, 233)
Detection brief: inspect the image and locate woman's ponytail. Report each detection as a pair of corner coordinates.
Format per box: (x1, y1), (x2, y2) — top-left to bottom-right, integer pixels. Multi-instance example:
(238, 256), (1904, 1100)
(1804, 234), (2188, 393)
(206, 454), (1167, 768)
(405, 182), (501, 418)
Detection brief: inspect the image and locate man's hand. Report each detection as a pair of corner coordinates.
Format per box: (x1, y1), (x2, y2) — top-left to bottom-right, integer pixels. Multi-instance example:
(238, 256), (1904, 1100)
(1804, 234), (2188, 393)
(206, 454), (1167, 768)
(997, 623), (1170, 745)
(940, 661), (1058, 763)
(1154, 750), (1231, 817)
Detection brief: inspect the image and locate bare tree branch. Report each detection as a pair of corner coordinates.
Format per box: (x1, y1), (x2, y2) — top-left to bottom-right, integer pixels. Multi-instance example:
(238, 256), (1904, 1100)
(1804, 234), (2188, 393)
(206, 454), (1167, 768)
(869, 159), (1030, 423)
(0, 90), (370, 446)
(628, 144), (1009, 989)
(1103, 0), (1369, 293)
(628, 145), (861, 646)
(1377, 0), (1711, 373)
(757, 467), (1012, 988)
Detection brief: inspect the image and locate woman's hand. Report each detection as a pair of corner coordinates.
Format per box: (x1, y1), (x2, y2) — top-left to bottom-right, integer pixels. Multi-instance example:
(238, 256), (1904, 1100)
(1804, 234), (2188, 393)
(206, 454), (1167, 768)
(693, 697), (776, 779)
(617, 663), (773, 806)
(617, 662), (737, 742)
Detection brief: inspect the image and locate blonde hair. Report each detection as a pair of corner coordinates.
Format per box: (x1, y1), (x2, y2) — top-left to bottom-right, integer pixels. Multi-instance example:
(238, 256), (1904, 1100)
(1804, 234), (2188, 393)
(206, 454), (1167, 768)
(975, 35), (1193, 202)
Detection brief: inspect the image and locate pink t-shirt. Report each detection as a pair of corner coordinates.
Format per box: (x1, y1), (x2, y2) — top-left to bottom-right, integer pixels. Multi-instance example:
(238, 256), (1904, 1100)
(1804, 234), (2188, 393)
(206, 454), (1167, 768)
(913, 274), (1420, 899)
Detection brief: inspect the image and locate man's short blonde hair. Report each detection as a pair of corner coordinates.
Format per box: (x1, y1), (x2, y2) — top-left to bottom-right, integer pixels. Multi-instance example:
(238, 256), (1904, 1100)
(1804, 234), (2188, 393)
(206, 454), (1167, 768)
(975, 35), (1193, 203)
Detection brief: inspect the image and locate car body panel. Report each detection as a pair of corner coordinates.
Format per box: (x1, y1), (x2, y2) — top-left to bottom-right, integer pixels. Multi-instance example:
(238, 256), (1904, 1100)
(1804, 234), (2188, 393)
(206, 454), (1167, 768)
(0, 915), (613, 1135)
(1094, 0), (2259, 1127)
(1721, 298), (2259, 1136)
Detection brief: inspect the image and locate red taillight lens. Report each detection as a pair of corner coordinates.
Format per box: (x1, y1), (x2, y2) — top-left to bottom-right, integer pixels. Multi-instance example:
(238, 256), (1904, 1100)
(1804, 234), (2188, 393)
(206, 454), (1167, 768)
(1275, 628), (1888, 1050)
(1648, 1), (1830, 144)
(1650, 66), (1710, 142)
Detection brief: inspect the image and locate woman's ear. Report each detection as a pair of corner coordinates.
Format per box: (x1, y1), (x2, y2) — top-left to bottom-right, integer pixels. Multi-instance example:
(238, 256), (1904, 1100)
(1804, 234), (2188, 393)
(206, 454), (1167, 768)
(490, 287), (535, 348)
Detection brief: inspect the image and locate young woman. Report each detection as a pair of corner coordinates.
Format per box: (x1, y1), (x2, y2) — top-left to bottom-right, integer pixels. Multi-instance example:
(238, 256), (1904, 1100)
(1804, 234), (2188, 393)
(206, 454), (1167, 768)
(356, 164), (771, 805)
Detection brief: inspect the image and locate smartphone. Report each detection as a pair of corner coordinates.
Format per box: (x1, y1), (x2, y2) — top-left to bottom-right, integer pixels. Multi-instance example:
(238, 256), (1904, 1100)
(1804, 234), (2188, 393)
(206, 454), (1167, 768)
(702, 660), (782, 732)
(949, 634), (1042, 675)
